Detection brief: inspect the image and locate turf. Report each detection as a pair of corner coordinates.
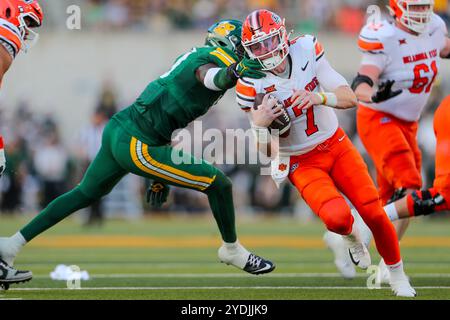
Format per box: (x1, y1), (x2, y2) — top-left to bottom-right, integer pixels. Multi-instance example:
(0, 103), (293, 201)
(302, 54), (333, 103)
(1, 214), (450, 300)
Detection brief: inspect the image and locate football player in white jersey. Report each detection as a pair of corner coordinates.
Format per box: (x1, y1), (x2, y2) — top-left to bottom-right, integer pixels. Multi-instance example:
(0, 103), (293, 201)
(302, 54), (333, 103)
(0, 0), (43, 289)
(340, 0), (450, 283)
(236, 9), (416, 297)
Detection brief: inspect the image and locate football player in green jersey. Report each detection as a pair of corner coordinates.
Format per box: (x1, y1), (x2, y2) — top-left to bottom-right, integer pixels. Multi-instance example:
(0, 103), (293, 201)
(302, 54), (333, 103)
(0, 20), (276, 278)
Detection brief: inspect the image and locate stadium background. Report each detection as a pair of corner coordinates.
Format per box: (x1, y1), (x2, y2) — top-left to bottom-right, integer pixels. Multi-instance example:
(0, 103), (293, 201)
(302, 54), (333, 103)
(0, 0), (449, 300)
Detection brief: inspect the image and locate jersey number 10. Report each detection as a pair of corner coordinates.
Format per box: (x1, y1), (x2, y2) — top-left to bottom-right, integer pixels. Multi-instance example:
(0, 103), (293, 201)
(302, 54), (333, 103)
(409, 61), (438, 94)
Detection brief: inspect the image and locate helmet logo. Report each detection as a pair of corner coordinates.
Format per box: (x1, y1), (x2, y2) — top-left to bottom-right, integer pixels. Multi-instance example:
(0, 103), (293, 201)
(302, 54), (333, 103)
(213, 22), (236, 37)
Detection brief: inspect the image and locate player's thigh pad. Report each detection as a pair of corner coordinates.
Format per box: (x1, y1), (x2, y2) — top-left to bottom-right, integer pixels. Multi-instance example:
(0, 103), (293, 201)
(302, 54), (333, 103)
(121, 135), (218, 192)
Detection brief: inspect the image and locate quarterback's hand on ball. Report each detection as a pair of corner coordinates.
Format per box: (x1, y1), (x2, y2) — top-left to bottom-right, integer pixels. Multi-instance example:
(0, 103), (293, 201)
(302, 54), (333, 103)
(291, 90), (322, 111)
(251, 94), (284, 127)
(371, 80), (402, 103)
(232, 58), (266, 79)
(146, 181), (170, 208)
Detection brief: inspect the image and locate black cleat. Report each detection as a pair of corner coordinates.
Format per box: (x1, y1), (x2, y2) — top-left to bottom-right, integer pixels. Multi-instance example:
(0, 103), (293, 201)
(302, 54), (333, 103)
(243, 254), (276, 275)
(0, 259), (32, 289)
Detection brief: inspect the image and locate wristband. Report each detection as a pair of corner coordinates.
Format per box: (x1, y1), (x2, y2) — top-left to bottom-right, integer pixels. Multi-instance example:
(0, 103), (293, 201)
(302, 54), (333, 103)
(318, 92), (338, 107)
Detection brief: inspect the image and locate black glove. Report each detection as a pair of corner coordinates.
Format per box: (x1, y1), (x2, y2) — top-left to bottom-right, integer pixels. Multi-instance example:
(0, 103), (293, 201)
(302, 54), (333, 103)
(146, 181), (170, 208)
(372, 80), (402, 103)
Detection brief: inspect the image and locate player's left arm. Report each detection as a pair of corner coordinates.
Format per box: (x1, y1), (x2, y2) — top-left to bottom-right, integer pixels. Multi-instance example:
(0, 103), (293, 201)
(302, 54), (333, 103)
(291, 57), (357, 111)
(440, 37), (450, 58)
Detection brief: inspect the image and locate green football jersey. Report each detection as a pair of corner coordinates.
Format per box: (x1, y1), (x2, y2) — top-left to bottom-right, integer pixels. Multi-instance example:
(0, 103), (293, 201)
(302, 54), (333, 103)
(113, 46), (238, 146)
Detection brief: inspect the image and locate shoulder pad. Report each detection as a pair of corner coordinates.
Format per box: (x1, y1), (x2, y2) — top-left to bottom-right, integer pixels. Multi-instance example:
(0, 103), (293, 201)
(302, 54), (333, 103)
(428, 13), (448, 36)
(358, 20), (395, 53)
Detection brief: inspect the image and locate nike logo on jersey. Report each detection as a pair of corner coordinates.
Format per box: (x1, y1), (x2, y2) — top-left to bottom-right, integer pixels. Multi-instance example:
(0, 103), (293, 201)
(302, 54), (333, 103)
(301, 61), (309, 71)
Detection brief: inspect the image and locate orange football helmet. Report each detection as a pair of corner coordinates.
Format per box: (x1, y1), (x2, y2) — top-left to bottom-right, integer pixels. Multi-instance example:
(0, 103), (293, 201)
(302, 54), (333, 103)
(388, 0), (434, 34)
(242, 9), (290, 71)
(0, 0), (43, 51)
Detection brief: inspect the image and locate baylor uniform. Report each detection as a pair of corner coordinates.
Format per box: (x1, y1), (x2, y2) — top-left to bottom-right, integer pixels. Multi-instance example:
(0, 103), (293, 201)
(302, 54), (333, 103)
(19, 44), (240, 243)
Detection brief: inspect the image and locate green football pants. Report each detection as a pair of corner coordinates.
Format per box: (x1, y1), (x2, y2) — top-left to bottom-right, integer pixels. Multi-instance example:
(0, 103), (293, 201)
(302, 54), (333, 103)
(20, 119), (237, 243)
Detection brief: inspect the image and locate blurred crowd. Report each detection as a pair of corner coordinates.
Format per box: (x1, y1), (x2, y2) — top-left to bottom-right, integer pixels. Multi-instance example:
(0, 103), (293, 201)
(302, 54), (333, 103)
(43, 0), (450, 34)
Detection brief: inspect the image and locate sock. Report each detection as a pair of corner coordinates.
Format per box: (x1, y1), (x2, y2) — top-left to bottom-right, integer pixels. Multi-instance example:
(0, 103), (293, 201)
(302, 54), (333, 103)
(205, 173), (237, 243)
(0, 232), (27, 265)
(20, 188), (95, 242)
(387, 260), (407, 282)
(384, 203), (399, 221)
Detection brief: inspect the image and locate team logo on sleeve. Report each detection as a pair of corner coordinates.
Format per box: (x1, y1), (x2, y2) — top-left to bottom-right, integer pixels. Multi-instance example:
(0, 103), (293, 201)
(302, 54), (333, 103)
(213, 22), (236, 37)
(264, 85), (277, 93)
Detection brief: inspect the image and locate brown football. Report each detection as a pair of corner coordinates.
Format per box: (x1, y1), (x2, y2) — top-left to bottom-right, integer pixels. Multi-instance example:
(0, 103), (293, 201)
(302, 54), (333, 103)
(254, 93), (291, 138)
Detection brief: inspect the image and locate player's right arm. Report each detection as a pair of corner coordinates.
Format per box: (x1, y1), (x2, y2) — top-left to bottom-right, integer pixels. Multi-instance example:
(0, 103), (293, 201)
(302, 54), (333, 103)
(352, 23), (401, 104)
(0, 41), (13, 86)
(196, 53), (265, 92)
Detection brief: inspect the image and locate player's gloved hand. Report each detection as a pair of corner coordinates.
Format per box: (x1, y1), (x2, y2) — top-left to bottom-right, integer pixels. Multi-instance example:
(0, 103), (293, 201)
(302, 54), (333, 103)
(146, 181), (170, 207)
(371, 80), (402, 103)
(229, 58), (266, 79)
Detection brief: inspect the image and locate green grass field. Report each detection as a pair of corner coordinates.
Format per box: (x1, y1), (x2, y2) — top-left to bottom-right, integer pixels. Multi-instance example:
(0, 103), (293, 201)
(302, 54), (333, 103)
(1, 214), (450, 300)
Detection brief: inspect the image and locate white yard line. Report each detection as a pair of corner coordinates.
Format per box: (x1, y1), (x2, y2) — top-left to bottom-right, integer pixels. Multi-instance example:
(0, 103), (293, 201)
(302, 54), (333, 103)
(9, 286), (450, 291)
(31, 273), (450, 279)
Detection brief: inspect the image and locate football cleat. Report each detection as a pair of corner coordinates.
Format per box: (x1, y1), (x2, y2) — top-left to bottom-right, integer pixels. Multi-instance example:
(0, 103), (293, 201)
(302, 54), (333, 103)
(218, 242), (275, 275)
(323, 231), (356, 279)
(390, 277), (417, 298)
(0, 259), (32, 290)
(344, 236), (371, 270)
(375, 259), (391, 285)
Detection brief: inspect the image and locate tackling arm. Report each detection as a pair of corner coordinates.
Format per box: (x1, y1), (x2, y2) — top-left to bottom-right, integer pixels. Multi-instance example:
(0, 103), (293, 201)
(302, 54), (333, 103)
(352, 65), (382, 103)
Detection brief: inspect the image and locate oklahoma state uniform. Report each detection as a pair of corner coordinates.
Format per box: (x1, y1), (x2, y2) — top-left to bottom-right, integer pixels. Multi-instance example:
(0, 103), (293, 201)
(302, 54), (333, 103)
(237, 36), (402, 265)
(357, 13), (449, 203)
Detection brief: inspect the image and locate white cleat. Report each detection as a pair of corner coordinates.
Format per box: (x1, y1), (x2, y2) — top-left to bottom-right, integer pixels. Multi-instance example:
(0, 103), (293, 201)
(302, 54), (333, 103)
(0, 237), (18, 266)
(375, 259), (391, 285)
(218, 242), (275, 275)
(390, 277), (417, 297)
(323, 231), (356, 279)
(344, 236), (371, 270)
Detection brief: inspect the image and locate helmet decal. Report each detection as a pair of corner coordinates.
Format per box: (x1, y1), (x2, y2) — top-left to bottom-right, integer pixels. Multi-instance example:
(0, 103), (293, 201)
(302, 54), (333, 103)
(213, 21), (236, 37)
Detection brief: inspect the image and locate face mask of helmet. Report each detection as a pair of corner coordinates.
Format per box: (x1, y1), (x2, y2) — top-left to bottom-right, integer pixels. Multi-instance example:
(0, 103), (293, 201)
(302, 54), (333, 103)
(392, 0), (434, 34)
(18, 14), (40, 52)
(243, 28), (289, 71)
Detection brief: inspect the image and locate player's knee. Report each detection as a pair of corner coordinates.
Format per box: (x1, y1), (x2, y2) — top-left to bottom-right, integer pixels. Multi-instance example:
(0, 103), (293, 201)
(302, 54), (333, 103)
(357, 199), (388, 228)
(205, 170), (232, 194)
(319, 198), (353, 235)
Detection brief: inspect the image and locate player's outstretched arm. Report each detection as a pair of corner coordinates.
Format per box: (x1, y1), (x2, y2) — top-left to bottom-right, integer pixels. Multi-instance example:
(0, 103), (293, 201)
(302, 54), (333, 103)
(0, 45), (13, 86)
(196, 59), (265, 92)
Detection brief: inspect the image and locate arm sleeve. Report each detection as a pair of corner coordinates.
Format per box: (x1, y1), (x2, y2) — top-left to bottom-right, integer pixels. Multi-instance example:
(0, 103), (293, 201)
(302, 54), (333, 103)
(236, 78), (257, 112)
(315, 56), (349, 92)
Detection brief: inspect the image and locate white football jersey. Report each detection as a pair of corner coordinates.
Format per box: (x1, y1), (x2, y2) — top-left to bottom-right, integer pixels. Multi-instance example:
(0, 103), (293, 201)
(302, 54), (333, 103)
(236, 35), (341, 156)
(358, 14), (448, 122)
(0, 18), (22, 59)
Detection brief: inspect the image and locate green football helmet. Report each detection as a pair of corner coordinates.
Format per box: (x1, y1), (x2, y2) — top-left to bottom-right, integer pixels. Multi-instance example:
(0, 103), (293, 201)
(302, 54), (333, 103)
(205, 19), (245, 60)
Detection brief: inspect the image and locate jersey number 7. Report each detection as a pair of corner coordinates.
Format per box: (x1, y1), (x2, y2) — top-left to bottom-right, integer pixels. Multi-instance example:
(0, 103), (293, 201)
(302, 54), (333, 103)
(292, 105), (319, 137)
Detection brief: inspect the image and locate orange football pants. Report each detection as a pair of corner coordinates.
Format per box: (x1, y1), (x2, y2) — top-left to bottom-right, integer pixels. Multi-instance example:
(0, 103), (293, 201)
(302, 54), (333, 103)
(289, 128), (401, 265)
(357, 105), (422, 204)
(433, 96), (450, 202)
